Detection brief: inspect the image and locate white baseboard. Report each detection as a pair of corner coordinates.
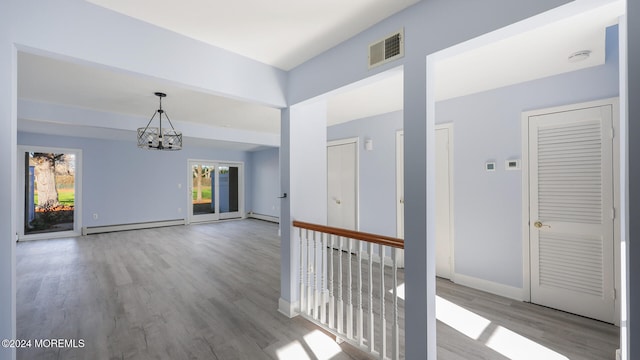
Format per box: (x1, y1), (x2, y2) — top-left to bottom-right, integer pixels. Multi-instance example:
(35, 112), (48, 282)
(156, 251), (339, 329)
(616, 349), (621, 360)
(18, 230), (82, 242)
(82, 219), (186, 235)
(278, 298), (299, 318)
(247, 212), (279, 223)
(452, 272), (524, 301)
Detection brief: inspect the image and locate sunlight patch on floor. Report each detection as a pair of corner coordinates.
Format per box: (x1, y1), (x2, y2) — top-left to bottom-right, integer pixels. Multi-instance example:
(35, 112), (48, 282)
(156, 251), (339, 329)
(303, 330), (342, 359)
(391, 282), (405, 300)
(276, 330), (342, 360)
(435, 294), (569, 360)
(486, 326), (569, 360)
(388, 282), (570, 360)
(276, 340), (311, 360)
(435, 295), (491, 340)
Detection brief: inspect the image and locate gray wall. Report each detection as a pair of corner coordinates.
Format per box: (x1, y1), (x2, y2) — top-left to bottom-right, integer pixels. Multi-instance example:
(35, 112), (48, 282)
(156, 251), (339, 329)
(18, 132), (253, 227)
(249, 147), (280, 218)
(436, 25), (619, 288)
(328, 110), (402, 237)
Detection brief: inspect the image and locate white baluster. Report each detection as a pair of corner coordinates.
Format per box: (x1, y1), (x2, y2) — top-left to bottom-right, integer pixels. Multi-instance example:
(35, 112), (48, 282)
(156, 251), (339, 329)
(368, 242), (374, 353)
(337, 236), (344, 334)
(295, 225), (404, 360)
(347, 238), (353, 339)
(392, 247), (399, 360)
(313, 231), (319, 320)
(329, 234), (335, 329)
(358, 239), (364, 347)
(299, 227), (305, 314)
(320, 232), (327, 324)
(379, 245), (386, 359)
(306, 229), (312, 316)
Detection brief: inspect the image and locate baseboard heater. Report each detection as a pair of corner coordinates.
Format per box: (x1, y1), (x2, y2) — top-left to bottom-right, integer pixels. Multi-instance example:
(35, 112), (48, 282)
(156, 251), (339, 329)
(247, 212), (279, 224)
(82, 219), (186, 235)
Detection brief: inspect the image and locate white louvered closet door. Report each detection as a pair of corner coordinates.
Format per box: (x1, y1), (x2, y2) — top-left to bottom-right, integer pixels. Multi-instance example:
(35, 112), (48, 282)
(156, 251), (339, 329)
(529, 105), (614, 323)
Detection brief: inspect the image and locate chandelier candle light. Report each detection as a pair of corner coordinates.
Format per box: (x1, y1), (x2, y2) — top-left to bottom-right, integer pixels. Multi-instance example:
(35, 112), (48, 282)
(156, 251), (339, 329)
(137, 92), (183, 150)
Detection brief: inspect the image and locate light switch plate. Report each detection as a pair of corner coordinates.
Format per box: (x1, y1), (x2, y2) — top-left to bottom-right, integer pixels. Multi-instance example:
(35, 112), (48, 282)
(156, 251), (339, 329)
(505, 159), (521, 170)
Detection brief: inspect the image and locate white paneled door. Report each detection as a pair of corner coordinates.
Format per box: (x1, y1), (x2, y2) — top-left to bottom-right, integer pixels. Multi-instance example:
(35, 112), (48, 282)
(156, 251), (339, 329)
(528, 104), (615, 323)
(396, 128), (452, 273)
(435, 126), (453, 279)
(327, 140), (357, 230)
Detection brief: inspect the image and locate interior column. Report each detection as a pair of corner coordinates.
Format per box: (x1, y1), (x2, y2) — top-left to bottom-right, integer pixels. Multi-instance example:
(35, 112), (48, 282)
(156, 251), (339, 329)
(279, 101), (328, 316)
(0, 9), (17, 360)
(404, 57), (437, 358)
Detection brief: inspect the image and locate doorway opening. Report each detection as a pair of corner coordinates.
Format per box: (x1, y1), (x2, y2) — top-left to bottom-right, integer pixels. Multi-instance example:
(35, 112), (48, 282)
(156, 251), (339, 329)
(18, 146), (82, 240)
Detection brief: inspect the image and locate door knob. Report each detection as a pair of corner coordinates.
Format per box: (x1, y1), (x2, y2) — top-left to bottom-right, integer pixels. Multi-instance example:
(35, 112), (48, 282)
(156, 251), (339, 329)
(336, 199), (341, 204)
(534, 221), (550, 229)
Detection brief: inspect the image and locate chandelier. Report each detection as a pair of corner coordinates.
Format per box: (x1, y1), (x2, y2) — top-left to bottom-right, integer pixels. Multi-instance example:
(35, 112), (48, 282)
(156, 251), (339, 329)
(137, 92), (183, 150)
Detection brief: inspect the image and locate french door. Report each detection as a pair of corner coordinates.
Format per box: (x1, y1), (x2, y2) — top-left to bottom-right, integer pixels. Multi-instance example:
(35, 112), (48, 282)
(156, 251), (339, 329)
(188, 160), (243, 223)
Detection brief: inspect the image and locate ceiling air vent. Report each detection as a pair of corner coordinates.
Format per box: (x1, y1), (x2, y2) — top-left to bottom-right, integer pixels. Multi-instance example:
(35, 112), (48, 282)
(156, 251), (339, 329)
(368, 29), (404, 69)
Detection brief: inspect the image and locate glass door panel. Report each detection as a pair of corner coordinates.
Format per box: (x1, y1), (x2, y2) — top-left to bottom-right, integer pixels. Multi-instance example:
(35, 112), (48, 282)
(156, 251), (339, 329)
(192, 164), (215, 215)
(22, 150), (79, 237)
(219, 165), (241, 219)
(190, 162), (218, 222)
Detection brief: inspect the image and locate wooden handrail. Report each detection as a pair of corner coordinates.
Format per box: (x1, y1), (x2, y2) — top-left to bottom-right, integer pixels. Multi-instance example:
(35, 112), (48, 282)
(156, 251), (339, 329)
(292, 220), (404, 249)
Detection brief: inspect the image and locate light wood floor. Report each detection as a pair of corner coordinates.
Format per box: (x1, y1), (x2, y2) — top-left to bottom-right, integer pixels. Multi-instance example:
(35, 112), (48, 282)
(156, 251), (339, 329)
(16, 220), (618, 359)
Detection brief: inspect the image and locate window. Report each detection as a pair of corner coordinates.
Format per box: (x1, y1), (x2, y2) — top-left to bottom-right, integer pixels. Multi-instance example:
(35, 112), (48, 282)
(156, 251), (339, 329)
(19, 146), (82, 239)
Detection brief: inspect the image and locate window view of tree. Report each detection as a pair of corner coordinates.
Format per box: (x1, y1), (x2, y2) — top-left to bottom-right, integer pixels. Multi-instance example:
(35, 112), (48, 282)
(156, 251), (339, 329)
(192, 164), (213, 215)
(25, 152), (75, 234)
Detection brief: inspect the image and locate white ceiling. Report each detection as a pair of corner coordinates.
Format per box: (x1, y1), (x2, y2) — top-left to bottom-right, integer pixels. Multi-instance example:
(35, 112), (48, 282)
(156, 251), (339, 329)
(435, 1), (622, 101)
(327, 71), (403, 126)
(18, 1), (623, 148)
(18, 52), (281, 133)
(85, 0), (420, 71)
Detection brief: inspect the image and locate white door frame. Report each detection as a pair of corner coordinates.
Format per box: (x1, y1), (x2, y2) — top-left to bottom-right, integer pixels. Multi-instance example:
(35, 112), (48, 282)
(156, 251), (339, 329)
(327, 137), (359, 231)
(521, 97), (620, 324)
(17, 145), (83, 241)
(187, 159), (244, 224)
(396, 131), (405, 267)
